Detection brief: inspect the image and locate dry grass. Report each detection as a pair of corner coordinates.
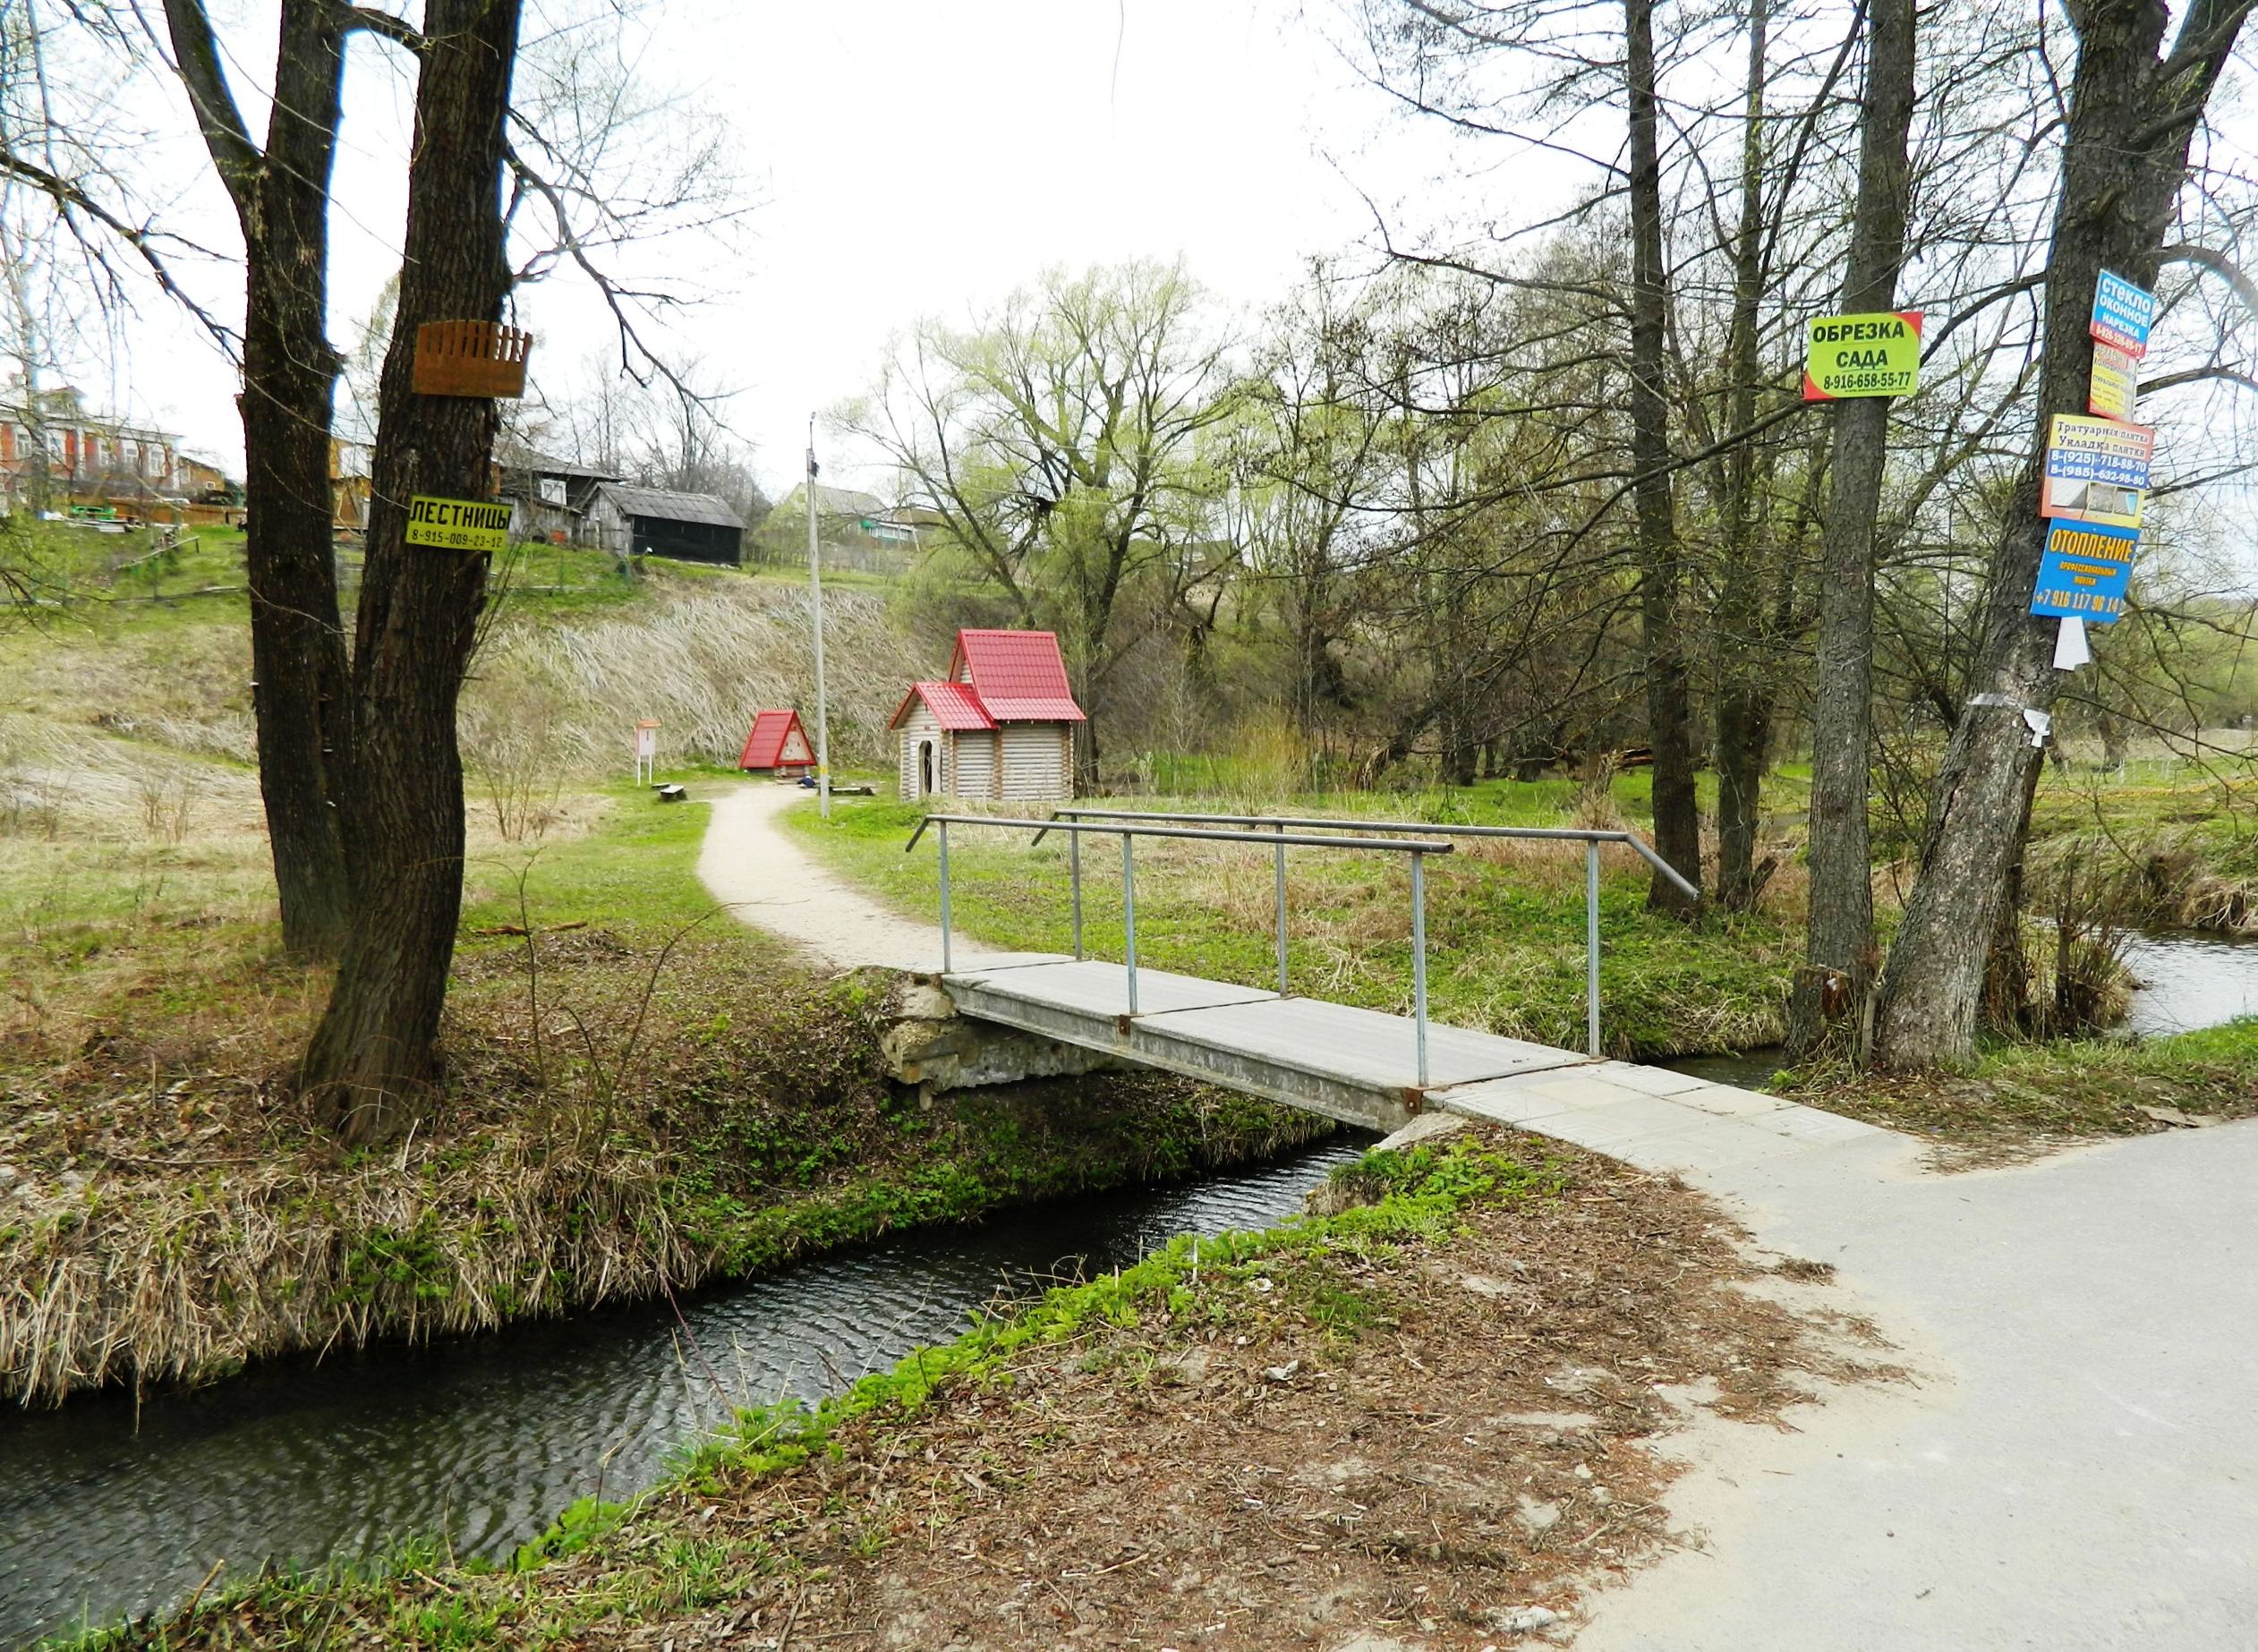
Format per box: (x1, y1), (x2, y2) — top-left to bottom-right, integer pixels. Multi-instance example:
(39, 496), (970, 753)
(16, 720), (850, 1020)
(0, 566), (931, 787)
(477, 581), (928, 771)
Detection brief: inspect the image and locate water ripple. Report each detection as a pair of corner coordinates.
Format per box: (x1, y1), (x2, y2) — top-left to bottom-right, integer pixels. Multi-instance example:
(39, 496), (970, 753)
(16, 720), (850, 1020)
(0, 1138), (1366, 1647)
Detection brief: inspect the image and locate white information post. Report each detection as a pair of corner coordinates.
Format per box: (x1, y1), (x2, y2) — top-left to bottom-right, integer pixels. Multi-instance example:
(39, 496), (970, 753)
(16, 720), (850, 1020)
(634, 719), (660, 786)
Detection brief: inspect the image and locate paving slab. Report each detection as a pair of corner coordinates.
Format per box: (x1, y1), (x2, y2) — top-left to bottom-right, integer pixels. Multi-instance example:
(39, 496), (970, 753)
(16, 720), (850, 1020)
(1135, 994), (1586, 1090)
(945, 958), (1278, 1018)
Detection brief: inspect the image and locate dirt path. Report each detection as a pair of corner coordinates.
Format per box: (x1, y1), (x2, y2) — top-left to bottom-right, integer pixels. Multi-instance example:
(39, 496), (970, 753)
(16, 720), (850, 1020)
(695, 780), (1036, 972)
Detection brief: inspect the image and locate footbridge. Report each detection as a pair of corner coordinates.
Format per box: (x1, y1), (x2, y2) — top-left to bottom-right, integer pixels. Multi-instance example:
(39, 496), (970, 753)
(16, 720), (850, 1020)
(900, 807), (1885, 1166)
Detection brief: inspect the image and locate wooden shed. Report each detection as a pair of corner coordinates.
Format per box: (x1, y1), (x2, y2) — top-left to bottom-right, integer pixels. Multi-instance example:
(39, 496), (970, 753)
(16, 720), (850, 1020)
(586, 482), (745, 566)
(890, 629), (1084, 802)
(739, 709), (815, 777)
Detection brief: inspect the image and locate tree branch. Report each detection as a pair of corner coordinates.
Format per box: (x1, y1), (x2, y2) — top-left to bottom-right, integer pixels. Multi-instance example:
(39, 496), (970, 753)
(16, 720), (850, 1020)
(157, 0), (260, 217)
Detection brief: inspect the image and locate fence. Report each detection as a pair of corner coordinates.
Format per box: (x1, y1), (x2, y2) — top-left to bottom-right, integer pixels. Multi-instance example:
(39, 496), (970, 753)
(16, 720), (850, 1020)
(905, 813), (1455, 1084)
(1044, 806), (1700, 1060)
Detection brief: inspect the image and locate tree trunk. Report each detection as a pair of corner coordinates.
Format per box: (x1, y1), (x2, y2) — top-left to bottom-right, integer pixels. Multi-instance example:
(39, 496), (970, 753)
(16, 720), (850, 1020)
(1625, 0), (1701, 912)
(1784, 0), (1916, 1057)
(1872, 0), (2245, 1069)
(1711, 0), (1773, 914)
(164, 0), (358, 956)
(300, 0), (523, 1140)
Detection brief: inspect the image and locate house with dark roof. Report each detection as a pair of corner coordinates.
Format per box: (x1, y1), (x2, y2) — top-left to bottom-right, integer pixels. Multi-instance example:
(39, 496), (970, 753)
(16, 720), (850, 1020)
(495, 442), (621, 541)
(888, 629), (1086, 801)
(586, 481), (746, 566)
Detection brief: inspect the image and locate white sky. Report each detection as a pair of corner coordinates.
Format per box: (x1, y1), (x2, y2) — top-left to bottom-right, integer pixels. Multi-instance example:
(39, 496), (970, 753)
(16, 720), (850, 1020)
(72, 0), (2258, 585)
(101, 0), (1467, 499)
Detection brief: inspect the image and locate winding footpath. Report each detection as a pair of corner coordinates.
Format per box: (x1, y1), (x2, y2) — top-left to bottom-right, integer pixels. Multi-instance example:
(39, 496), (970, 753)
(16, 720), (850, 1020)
(700, 781), (2258, 1649)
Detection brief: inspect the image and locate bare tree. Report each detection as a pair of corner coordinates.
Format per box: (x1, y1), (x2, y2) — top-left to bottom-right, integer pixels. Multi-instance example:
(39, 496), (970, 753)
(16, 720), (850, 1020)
(299, 0), (523, 1139)
(158, 0), (422, 958)
(1786, 0), (1917, 1054)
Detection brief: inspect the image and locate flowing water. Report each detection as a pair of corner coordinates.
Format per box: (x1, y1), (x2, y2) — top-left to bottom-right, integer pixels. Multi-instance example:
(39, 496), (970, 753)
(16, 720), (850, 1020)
(11, 933), (2255, 1647)
(0, 1137), (1370, 1648)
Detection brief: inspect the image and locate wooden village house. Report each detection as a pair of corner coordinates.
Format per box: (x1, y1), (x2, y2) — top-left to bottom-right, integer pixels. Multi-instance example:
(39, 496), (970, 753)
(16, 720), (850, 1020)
(890, 629), (1084, 802)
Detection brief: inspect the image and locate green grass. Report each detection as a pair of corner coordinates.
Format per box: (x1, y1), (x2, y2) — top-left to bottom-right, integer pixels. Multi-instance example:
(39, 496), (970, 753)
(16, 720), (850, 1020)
(783, 790), (1794, 1058)
(4, 767), (1332, 1409)
(1800, 1015), (2258, 1145)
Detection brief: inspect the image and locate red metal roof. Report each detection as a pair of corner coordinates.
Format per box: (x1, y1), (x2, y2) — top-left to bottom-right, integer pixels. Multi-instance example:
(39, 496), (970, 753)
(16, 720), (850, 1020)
(738, 709), (814, 771)
(888, 680), (996, 732)
(948, 628), (1086, 722)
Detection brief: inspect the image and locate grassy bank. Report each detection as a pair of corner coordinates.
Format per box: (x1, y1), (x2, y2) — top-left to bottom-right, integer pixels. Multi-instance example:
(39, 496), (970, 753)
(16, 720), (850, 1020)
(64, 1125), (1883, 1650)
(0, 779), (1326, 1406)
(785, 791), (1798, 1058)
(1794, 1017), (2258, 1153)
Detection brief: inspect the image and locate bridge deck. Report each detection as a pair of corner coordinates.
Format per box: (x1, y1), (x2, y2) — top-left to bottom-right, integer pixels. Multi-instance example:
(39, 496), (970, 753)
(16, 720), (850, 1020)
(942, 957), (1893, 1172)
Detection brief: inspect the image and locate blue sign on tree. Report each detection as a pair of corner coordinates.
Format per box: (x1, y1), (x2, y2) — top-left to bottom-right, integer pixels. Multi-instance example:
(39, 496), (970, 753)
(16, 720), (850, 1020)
(2032, 521), (2139, 622)
(2091, 271), (2158, 358)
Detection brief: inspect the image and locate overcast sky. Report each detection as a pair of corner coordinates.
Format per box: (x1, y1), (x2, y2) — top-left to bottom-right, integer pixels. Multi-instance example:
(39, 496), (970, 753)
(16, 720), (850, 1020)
(98, 0), (1474, 499)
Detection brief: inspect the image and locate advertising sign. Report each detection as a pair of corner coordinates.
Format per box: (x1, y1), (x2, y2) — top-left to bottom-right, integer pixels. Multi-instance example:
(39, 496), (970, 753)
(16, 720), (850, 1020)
(2031, 521), (2138, 622)
(2090, 271), (2157, 358)
(2087, 342), (2140, 423)
(405, 495), (510, 552)
(2040, 414), (2153, 530)
(1802, 311), (1922, 400)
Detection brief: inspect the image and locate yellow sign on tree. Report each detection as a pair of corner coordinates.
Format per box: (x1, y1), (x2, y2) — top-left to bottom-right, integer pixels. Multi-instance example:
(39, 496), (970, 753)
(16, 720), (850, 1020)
(405, 495), (511, 553)
(1802, 311), (1923, 400)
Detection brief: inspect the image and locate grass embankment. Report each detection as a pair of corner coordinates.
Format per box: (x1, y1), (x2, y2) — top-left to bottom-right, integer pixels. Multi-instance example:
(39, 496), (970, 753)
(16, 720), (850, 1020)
(1796, 1018), (2258, 1153)
(0, 780), (1326, 1406)
(67, 1126), (1886, 1651)
(785, 788), (1796, 1059)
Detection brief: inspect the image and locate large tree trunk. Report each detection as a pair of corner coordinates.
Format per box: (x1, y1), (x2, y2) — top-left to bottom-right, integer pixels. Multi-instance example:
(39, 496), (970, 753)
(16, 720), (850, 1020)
(1625, 0), (1701, 912)
(1872, 0), (2245, 1069)
(1784, 0), (1917, 1056)
(164, 0), (357, 955)
(300, 0), (523, 1140)
(1711, 0), (1773, 914)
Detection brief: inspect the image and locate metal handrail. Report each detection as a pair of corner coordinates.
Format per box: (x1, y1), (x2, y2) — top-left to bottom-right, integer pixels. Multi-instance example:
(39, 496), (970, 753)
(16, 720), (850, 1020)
(1044, 806), (1698, 895)
(1044, 805), (1701, 1060)
(902, 812), (1453, 1085)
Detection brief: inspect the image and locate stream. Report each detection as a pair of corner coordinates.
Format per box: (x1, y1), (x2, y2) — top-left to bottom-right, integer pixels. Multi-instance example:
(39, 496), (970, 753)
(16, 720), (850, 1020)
(0, 1137), (1370, 1648)
(9, 934), (2255, 1647)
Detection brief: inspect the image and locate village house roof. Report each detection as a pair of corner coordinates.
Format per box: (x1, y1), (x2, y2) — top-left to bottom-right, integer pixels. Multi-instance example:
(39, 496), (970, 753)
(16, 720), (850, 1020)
(950, 629), (1086, 722)
(595, 481), (744, 528)
(739, 709), (814, 769)
(494, 440), (621, 481)
(890, 679), (996, 732)
(890, 629), (1087, 733)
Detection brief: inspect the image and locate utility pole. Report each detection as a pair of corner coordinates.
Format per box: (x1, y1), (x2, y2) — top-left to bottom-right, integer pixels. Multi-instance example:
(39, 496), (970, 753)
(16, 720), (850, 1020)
(806, 414), (831, 819)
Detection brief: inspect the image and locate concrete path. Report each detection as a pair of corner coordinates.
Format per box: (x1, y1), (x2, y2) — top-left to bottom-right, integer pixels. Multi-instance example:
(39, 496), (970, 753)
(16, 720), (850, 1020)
(697, 783), (2258, 1647)
(696, 780), (1021, 972)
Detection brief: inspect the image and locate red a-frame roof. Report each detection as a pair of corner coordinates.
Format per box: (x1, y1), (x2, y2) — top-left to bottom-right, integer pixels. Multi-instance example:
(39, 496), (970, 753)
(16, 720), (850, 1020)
(739, 708), (814, 770)
(948, 628), (1086, 722)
